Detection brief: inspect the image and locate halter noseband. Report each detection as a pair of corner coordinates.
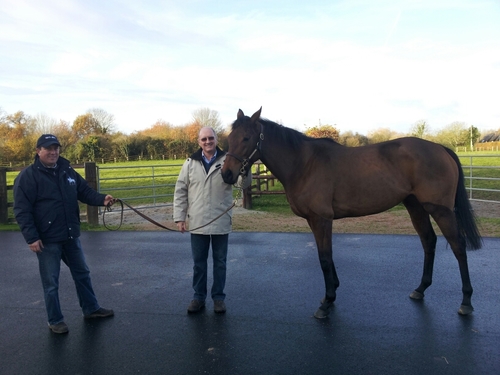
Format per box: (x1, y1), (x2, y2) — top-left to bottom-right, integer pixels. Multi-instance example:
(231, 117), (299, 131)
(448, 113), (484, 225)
(226, 123), (264, 176)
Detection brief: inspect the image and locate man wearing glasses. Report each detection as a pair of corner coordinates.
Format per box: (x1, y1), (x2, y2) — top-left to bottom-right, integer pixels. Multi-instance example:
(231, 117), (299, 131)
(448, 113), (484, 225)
(174, 127), (250, 314)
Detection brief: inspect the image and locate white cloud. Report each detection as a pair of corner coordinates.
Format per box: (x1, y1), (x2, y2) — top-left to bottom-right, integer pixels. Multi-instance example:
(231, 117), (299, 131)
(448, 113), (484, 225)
(0, 0), (499, 136)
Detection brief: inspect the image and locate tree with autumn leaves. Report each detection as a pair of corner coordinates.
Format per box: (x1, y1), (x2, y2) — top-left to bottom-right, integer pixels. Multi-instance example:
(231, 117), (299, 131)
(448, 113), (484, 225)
(304, 124), (340, 141)
(0, 106), (225, 165)
(0, 110), (38, 163)
(0, 106), (489, 166)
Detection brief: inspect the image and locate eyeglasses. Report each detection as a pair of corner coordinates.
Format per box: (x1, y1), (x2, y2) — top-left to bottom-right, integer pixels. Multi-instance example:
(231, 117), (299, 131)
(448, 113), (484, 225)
(200, 136), (215, 142)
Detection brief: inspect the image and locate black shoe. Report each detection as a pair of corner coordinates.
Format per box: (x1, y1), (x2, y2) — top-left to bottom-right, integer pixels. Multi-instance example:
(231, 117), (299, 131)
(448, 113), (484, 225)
(84, 307), (114, 319)
(49, 322), (69, 334)
(214, 300), (226, 314)
(187, 300), (205, 313)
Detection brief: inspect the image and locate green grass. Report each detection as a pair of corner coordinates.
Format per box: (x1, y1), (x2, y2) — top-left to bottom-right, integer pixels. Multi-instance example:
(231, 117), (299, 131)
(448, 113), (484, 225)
(4, 160), (184, 229)
(3, 154), (500, 230)
(458, 153), (500, 201)
(249, 152), (500, 213)
(251, 194), (293, 214)
(250, 188), (409, 214)
(0, 223), (19, 231)
(97, 162), (183, 205)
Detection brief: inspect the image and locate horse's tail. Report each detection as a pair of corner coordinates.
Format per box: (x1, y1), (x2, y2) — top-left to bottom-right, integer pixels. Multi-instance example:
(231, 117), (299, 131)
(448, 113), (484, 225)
(445, 148), (483, 250)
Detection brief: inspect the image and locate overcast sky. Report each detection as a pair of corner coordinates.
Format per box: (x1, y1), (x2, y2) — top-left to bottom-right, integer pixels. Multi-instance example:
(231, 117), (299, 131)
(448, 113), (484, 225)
(1, 0), (499, 135)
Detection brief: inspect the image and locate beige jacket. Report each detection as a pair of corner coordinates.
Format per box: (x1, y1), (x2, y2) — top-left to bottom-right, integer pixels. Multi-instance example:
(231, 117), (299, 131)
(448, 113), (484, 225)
(173, 148), (250, 235)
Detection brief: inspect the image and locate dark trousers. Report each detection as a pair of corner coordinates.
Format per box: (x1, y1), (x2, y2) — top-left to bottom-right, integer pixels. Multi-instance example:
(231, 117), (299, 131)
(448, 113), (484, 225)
(190, 234), (228, 301)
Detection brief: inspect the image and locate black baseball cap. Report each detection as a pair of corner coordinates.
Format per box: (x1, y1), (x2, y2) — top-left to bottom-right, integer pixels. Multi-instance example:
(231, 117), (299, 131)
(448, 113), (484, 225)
(36, 134), (61, 148)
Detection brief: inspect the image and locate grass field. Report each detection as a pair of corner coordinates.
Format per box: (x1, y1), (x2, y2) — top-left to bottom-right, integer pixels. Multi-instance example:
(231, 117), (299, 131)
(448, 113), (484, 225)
(2, 153), (500, 231)
(97, 162), (184, 205)
(458, 152), (500, 201)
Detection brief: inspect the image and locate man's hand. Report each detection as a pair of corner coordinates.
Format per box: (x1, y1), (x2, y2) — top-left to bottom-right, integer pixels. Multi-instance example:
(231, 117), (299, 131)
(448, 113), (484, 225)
(176, 221), (187, 233)
(28, 239), (43, 253)
(104, 195), (115, 206)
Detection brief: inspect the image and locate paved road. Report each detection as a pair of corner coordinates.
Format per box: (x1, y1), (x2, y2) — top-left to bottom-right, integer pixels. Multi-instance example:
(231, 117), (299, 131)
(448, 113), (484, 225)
(1, 231), (499, 375)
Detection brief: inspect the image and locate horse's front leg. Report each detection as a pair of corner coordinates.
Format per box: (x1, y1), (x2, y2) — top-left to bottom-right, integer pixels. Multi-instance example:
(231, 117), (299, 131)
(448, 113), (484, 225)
(308, 217), (338, 319)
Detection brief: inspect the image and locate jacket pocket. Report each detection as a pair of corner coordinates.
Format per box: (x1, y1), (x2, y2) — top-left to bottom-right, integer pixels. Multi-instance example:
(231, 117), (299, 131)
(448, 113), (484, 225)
(37, 210), (57, 233)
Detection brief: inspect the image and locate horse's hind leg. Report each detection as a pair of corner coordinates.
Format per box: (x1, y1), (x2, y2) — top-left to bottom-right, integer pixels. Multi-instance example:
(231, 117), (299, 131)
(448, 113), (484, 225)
(307, 216), (338, 319)
(424, 203), (474, 315)
(404, 196), (438, 300)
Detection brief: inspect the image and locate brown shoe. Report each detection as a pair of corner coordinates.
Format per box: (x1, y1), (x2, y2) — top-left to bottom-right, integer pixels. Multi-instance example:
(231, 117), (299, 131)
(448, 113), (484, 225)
(48, 322), (69, 334)
(214, 300), (226, 314)
(187, 299), (205, 313)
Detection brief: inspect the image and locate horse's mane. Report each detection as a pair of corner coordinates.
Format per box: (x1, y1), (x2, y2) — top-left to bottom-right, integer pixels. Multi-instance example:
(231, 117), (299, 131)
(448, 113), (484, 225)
(232, 116), (335, 151)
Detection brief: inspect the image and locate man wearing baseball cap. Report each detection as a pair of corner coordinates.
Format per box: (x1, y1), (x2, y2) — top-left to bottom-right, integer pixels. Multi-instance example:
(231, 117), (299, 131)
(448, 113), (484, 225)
(14, 134), (115, 334)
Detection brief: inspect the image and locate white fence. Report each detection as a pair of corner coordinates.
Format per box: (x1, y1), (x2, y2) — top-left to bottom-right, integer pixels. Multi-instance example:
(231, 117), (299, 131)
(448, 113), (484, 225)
(461, 155), (500, 203)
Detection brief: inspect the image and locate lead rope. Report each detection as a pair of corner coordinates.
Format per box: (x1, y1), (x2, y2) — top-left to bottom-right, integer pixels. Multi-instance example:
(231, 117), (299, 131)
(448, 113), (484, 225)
(103, 176), (245, 232)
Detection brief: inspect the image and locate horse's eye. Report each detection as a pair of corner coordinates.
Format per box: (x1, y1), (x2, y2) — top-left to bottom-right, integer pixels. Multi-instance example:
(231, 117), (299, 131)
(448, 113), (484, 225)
(243, 137), (249, 142)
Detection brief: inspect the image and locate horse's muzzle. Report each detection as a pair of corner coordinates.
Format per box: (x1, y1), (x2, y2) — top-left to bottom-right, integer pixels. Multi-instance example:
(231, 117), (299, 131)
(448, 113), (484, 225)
(221, 169), (237, 185)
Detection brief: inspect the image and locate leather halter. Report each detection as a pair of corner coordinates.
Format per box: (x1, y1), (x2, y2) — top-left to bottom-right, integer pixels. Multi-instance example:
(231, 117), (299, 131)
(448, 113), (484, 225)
(226, 123), (264, 176)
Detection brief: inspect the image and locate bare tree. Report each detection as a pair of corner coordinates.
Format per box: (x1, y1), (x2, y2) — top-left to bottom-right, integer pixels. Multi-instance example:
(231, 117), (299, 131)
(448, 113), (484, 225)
(87, 108), (116, 134)
(34, 113), (58, 134)
(192, 108), (223, 134)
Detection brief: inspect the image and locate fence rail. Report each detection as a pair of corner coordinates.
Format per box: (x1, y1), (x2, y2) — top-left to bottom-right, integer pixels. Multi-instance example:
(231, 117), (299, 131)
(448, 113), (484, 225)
(245, 157), (500, 208)
(96, 164), (183, 209)
(1, 155), (500, 224)
(460, 155), (500, 203)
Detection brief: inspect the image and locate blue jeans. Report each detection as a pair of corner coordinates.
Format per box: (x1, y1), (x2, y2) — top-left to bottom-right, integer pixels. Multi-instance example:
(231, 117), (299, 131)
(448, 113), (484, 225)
(191, 234), (228, 301)
(36, 238), (100, 325)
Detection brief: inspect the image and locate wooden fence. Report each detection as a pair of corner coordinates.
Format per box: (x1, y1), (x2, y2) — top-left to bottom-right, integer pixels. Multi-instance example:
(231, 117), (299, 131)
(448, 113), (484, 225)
(0, 163), (96, 225)
(242, 162), (284, 209)
(2, 156), (500, 224)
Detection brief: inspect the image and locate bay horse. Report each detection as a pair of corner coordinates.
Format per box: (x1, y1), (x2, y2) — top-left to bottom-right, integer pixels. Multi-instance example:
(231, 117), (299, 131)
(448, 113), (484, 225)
(221, 108), (482, 319)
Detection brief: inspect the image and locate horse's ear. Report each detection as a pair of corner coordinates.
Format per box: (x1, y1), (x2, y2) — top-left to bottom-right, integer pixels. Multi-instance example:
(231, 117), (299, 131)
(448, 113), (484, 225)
(250, 107), (262, 123)
(237, 109), (244, 119)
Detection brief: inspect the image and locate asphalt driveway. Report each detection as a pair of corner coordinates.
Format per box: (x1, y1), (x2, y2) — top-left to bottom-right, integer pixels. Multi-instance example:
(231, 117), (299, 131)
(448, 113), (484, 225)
(1, 231), (499, 375)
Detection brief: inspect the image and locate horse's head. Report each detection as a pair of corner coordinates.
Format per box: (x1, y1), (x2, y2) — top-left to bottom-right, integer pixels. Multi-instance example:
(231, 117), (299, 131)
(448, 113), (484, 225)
(221, 107), (263, 184)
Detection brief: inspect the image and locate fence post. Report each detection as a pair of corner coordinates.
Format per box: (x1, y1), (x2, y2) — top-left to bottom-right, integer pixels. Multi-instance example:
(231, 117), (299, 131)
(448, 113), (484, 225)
(0, 168), (7, 224)
(469, 156), (473, 200)
(243, 186), (252, 209)
(84, 162), (99, 225)
(256, 164), (262, 193)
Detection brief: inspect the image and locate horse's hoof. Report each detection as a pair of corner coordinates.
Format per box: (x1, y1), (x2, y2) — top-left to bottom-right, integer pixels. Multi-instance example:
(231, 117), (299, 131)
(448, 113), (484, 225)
(409, 290), (424, 300)
(458, 304), (474, 315)
(314, 308), (329, 319)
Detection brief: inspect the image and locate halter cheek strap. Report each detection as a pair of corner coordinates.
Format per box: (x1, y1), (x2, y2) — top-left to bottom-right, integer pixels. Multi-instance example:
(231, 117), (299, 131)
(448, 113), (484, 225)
(226, 123), (264, 176)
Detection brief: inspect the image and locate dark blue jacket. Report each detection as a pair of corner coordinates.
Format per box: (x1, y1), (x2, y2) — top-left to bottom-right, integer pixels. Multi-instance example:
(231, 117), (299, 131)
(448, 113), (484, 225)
(13, 156), (106, 244)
